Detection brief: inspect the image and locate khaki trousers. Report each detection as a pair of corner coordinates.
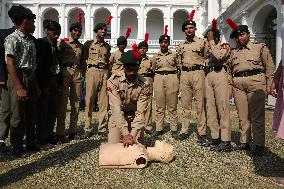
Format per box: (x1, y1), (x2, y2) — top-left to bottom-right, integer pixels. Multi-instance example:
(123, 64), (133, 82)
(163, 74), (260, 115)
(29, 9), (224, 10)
(57, 67), (82, 136)
(233, 73), (266, 146)
(84, 68), (108, 133)
(154, 74), (179, 132)
(108, 111), (144, 144)
(205, 69), (231, 141)
(180, 70), (206, 135)
(144, 77), (153, 131)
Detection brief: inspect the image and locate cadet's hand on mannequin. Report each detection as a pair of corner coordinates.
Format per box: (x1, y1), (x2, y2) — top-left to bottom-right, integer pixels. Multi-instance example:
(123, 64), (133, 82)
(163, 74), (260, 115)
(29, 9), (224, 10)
(207, 31), (214, 42)
(122, 134), (135, 147)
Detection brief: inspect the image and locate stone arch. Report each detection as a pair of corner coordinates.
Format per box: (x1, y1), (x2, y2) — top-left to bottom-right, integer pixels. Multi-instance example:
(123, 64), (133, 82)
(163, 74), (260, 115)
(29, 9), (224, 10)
(93, 7), (112, 39)
(67, 7), (85, 38)
(173, 9), (188, 40)
(146, 8), (164, 40)
(41, 8), (59, 37)
(119, 8), (138, 39)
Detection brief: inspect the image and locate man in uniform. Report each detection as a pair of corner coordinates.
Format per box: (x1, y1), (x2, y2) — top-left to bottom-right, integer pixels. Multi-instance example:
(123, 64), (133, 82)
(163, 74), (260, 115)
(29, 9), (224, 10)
(82, 16), (112, 139)
(176, 10), (208, 144)
(57, 13), (85, 141)
(204, 19), (232, 152)
(0, 25), (15, 153)
(4, 5), (39, 156)
(226, 18), (275, 156)
(151, 27), (179, 139)
(107, 45), (151, 145)
(109, 27), (131, 75)
(138, 33), (154, 134)
(36, 19), (62, 145)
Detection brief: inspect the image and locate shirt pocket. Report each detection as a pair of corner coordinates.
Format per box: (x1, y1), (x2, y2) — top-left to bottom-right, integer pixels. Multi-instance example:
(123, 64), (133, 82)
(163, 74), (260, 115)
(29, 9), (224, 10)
(247, 55), (260, 66)
(130, 88), (139, 102)
(166, 56), (176, 66)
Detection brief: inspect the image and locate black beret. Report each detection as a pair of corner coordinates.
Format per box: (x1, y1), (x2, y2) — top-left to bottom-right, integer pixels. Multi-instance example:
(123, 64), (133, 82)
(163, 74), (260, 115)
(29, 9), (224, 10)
(204, 28), (221, 38)
(159, 35), (171, 44)
(94, 23), (106, 33)
(43, 19), (61, 30)
(230, 25), (249, 38)
(138, 41), (148, 49)
(182, 20), (196, 32)
(69, 22), (82, 32)
(8, 5), (36, 24)
(117, 36), (127, 46)
(120, 50), (141, 66)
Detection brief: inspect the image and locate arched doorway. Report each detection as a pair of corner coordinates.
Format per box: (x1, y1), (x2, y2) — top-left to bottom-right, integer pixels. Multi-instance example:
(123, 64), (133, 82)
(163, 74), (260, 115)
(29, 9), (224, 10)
(93, 8), (112, 39)
(42, 8), (59, 37)
(120, 9), (138, 39)
(68, 8), (85, 38)
(173, 10), (188, 40)
(146, 9), (164, 40)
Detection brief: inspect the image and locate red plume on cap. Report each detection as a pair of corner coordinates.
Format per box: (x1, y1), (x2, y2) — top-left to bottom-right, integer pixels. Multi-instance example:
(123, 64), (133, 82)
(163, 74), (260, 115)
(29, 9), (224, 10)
(226, 18), (239, 30)
(211, 18), (217, 32)
(63, 38), (69, 42)
(106, 16), (113, 25)
(164, 25), (168, 36)
(132, 43), (140, 61)
(189, 10), (196, 21)
(77, 12), (83, 25)
(144, 32), (149, 43)
(125, 27), (131, 39)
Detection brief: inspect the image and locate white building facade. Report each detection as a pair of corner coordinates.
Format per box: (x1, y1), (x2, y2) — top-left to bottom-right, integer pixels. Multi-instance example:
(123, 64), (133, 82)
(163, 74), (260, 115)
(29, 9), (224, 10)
(0, 0), (283, 61)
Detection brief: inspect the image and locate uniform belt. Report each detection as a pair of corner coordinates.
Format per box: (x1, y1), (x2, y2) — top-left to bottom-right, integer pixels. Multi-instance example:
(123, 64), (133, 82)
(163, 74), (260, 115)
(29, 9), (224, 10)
(62, 64), (80, 69)
(87, 63), (108, 70)
(233, 69), (264, 77)
(155, 70), (177, 75)
(141, 73), (154, 77)
(208, 66), (226, 72)
(181, 65), (203, 72)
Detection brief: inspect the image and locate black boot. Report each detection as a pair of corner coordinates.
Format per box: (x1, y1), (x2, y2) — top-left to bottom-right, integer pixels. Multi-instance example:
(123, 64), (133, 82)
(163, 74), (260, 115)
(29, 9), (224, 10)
(196, 135), (208, 146)
(204, 138), (221, 147)
(26, 143), (41, 152)
(152, 131), (163, 137)
(80, 131), (93, 139)
(211, 141), (231, 152)
(56, 135), (69, 144)
(176, 133), (188, 141)
(253, 145), (264, 157)
(0, 142), (9, 153)
(171, 131), (179, 140)
(12, 146), (25, 157)
(234, 143), (250, 151)
(68, 133), (77, 141)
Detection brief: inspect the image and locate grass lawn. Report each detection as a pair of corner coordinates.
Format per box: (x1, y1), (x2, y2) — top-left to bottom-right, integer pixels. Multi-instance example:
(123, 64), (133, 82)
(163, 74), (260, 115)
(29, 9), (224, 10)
(0, 105), (283, 189)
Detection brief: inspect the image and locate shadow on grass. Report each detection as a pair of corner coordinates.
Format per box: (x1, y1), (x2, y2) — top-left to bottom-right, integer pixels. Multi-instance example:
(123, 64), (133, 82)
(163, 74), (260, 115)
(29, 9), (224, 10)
(252, 148), (284, 177)
(0, 139), (100, 188)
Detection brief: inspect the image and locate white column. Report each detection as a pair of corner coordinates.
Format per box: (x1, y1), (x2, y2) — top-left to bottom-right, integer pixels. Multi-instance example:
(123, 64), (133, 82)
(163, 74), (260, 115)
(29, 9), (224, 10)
(138, 4), (145, 39)
(34, 3), (40, 38)
(166, 5), (172, 37)
(38, 15), (43, 38)
(275, 10), (283, 67)
(117, 15), (121, 38)
(64, 15), (68, 38)
(59, 4), (65, 38)
(111, 3), (118, 39)
(90, 15), (94, 39)
(7, 2), (13, 27)
(85, 3), (91, 40)
(1, 0), (6, 29)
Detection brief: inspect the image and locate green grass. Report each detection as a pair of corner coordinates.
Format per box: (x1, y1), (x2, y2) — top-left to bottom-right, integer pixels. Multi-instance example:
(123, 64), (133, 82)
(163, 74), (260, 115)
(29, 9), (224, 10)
(0, 105), (283, 189)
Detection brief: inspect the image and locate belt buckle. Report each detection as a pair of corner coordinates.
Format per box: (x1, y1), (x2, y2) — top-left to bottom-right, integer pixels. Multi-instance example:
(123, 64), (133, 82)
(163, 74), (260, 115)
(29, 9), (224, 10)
(98, 63), (105, 69)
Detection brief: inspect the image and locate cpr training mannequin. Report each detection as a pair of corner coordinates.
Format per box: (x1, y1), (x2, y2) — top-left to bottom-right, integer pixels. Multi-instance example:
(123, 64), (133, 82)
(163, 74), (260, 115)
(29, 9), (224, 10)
(99, 140), (174, 168)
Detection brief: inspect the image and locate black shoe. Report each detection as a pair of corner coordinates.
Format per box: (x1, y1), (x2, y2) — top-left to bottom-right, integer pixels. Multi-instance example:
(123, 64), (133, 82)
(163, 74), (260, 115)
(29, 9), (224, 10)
(152, 131), (163, 137)
(12, 146), (25, 157)
(177, 133), (188, 141)
(68, 133), (77, 141)
(0, 142), (9, 153)
(26, 144), (41, 152)
(204, 138), (221, 147)
(145, 128), (154, 135)
(211, 141), (232, 152)
(171, 131), (179, 140)
(46, 135), (58, 145)
(57, 135), (69, 144)
(234, 143), (250, 151)
(253, 145), (264, 157)
(196, 135), (208, 146)
(80, 131), (93, 139)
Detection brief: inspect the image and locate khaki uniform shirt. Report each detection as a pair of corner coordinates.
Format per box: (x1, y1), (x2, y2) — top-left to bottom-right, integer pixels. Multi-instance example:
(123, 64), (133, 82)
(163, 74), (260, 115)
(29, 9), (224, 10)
(176, 36), (208, 67)
(59, 39), (84, 69)
(83, 38), (111, 66)
(206, 40), (230, 66)
(110, 50), (124, 73)
(228, 41), (275, 86)
(107, 72), (151, 137)
(152, 50), (178, 71)
(138, 55), (154, 75)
